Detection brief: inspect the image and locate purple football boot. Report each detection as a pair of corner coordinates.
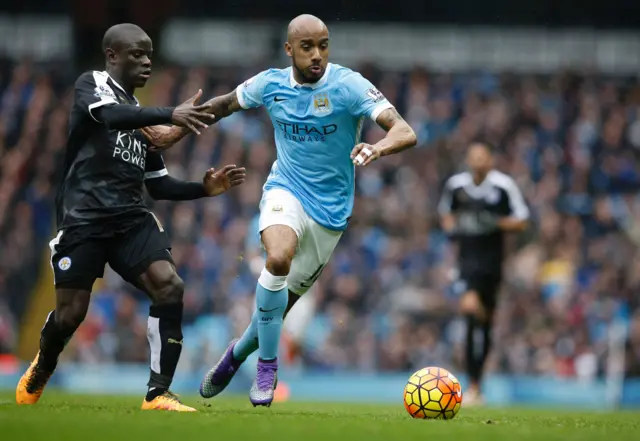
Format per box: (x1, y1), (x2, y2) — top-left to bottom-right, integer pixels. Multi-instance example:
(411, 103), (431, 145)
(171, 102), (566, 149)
(249, 358), (279, 407)
(199, 339), (243, 398)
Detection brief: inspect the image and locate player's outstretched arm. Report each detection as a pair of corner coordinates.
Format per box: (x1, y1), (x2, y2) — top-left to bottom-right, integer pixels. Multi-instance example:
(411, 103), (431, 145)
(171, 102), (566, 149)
(203, 90), (244, 122)
(95, 89), (215, 134)
(143, 90), (244, 151)
(141, 90), (212, 152)
(143, 89), (247, 151)
(351, 108), (417, 166)
(145, 165), (247, 201)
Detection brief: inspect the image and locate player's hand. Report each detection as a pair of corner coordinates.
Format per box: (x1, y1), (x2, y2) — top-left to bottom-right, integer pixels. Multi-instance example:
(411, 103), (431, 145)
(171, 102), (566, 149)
(477, 212), (500, 232)
(172, 89), (217, 135)
(202, 165), (247, 196)
(351, 143), (381, 166)
(142, 126), (185, 151)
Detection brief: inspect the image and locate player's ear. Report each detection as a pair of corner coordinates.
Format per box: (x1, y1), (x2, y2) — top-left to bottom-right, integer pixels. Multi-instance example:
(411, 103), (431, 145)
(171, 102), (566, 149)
(105, 48), (117, 65)
(284, 42), (293, 58)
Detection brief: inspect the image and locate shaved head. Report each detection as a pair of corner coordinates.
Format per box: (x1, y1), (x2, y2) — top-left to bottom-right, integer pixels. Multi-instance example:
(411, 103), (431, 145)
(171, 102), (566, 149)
(101, 23), (153, 93)
(285, 14), (330, 84)
(102, 23), (147, 52)
(287, 14), (328, 43)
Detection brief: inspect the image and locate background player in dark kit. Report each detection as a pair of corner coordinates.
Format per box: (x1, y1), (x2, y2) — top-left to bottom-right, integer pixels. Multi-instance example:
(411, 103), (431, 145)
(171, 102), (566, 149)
(438, 141), (529, 405)
(16, 23), (246, 412)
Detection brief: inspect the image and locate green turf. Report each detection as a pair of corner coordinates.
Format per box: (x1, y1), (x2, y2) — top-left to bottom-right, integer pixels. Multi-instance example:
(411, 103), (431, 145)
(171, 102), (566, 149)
(1, 391), (639, 441)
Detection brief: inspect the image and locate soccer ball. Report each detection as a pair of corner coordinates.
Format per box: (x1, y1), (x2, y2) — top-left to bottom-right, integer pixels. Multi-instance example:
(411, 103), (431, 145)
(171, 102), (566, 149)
(403, 366), (463, 420)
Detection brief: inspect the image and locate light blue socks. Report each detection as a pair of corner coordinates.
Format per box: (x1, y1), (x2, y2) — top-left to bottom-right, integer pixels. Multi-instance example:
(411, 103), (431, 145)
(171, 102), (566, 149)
(254, 269), (288, 361)
(232, 311), (259, 361)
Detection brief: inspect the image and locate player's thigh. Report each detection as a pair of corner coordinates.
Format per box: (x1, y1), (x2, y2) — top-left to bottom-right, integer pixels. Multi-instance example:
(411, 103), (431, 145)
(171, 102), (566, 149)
(49, 230), (108, 291)
(287, 220), (342, 296)
(259, 189), (304, 262)
(107, 213), (174, 287)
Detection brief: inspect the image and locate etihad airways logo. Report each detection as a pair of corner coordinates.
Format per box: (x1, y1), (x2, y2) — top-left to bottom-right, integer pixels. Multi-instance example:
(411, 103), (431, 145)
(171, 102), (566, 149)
(113, 130), (147, 170)
(275, 119), (337, 142)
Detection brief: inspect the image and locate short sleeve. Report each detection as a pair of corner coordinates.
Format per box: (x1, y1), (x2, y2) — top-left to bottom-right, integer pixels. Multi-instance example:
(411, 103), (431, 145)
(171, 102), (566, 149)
(235, 70), (270, 109)
(438, 178), (457, 215)
(144, 152), (168, 180)
(344, 72), (394, 121)
(75, 71), (118, 123)
(502, 177), (530, 220)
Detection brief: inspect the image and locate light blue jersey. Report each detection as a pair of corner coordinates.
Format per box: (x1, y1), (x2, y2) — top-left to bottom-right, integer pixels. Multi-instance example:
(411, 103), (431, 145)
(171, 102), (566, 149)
(236, 63), (393, 231)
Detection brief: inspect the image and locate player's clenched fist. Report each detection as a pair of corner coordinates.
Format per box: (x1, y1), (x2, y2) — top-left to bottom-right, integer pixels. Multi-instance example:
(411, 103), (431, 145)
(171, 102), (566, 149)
(171, 89), (217, 135)
(202, 165), (247, 196)
(351, 143), (381, 166)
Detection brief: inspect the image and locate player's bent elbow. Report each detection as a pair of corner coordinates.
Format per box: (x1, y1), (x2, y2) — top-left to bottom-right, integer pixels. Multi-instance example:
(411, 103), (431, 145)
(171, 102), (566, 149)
(401, 123), (417, 147)
(407, 128), (418, 147)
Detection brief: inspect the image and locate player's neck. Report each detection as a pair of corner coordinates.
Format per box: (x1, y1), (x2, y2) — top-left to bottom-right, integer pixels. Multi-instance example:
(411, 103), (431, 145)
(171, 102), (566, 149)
(106, 68), (135, 96)
(472, 172), (489, 185)
(291, 70), (308, 86)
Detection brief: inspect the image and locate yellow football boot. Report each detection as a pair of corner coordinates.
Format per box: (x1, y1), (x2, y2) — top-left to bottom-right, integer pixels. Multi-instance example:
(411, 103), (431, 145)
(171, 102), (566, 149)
(141, 390), (196, 412)
(16, 352), (53, 405)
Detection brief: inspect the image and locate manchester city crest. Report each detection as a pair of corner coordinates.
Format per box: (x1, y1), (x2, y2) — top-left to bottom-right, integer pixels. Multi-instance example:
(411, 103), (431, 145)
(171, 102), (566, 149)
(312, 93), (331, 115)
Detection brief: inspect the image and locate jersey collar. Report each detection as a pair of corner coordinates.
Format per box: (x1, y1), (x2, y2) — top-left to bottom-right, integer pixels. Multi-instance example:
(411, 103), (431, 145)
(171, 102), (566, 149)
(289, 63), (331, 89)
(102, 71), (140, 105)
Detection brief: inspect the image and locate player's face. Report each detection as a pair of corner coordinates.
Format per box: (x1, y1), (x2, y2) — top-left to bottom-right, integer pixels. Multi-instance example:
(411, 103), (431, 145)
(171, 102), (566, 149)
(286, 32), (329, 83)
(466, 144), (493, 176)
(108, 34), (153, 89)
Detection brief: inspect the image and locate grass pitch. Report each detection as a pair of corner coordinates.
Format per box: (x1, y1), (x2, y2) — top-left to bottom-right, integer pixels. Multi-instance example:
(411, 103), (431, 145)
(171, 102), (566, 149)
(1, 391), (638, 441)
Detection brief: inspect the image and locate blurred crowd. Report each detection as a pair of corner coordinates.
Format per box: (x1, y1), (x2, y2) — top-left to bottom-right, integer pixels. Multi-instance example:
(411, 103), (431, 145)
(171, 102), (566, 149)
(1, 58), (640, 379)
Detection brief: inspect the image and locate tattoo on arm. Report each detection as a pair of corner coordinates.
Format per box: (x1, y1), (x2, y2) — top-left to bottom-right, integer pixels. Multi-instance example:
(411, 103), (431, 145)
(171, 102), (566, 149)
(373, 107), (417, 155)
(205, 90), (242, 122)
(375, 108), (404, 132)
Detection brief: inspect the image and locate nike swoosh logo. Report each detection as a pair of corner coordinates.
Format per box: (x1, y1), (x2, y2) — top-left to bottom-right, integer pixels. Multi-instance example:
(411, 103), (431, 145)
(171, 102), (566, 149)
(274, 97), (287, 102)
(259, 307), (280, 313)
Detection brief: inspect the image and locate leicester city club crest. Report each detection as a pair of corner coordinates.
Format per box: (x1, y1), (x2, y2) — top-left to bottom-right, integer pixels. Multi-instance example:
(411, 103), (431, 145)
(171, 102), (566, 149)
(312, 93), (331, 115)
(58, 256), (72, 271)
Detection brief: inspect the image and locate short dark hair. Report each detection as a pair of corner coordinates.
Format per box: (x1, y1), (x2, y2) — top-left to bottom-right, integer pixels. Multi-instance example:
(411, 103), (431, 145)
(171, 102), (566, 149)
(469, 139), (495, 154)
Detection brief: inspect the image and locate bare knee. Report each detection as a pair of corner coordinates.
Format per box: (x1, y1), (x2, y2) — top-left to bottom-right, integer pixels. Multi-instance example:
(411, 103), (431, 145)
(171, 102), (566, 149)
(266, 251), (293, 276)
(151, 273), (184, 304)
(262, 225), (297, 276)
(460, 291), (485, 320)
(140, 261), (185, 304)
